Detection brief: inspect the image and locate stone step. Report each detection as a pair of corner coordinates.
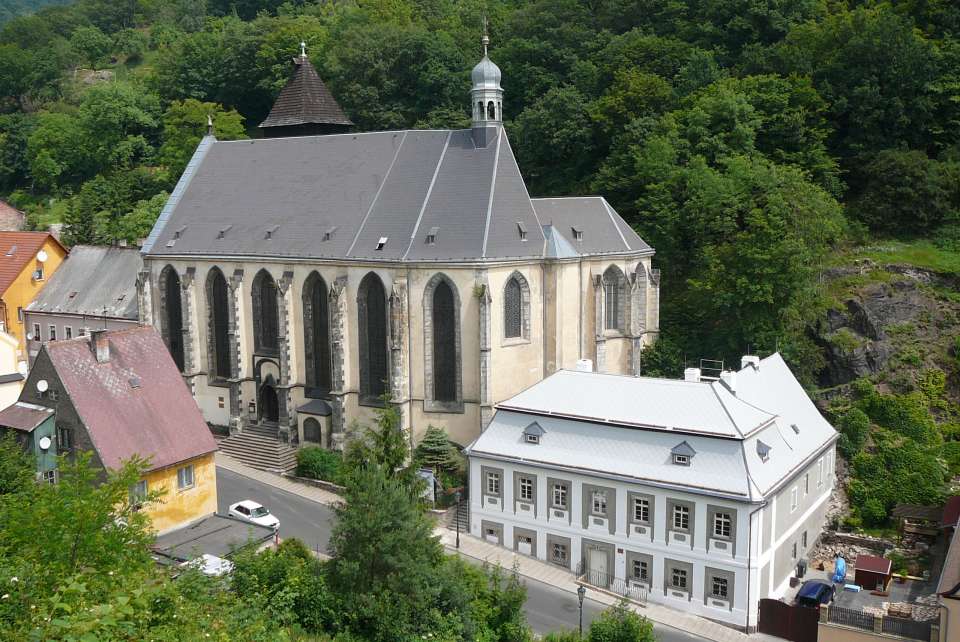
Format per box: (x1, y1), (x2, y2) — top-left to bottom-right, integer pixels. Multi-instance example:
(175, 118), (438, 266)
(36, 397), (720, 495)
(217, 429), (298, 472)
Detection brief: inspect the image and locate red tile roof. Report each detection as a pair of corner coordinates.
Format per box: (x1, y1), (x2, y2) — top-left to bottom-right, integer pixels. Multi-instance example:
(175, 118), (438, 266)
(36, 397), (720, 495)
(45, 327), (216, 472)
(855, 554), (892, 575)
(0, 231), (63, 295)
(0, 401), (53, 432)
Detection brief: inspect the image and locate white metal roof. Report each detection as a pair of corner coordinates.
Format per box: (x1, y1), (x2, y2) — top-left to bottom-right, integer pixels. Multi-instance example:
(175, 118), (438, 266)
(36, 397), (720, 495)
(468, 354), (837, 501)
(498, 369), (774, 438)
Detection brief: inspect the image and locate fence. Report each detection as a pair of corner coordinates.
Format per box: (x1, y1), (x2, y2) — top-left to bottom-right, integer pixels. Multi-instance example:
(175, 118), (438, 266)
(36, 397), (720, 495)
(575, 561), (648, 604)
(824, 604), (934, 642)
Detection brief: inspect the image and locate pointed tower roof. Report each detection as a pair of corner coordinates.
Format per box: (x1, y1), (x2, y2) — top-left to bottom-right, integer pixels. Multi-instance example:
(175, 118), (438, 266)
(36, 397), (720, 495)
(259, 46), (352, 136)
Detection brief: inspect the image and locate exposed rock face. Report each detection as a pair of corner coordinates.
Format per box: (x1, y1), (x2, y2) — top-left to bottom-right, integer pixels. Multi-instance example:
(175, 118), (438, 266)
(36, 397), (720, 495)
(815, 269), (944, 387)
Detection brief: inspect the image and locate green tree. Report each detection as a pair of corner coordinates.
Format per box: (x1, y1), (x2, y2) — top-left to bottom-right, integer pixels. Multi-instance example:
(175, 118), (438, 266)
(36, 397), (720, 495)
(78, 81), (162, 170)
(838, 408), (870, 459)
(27, 112), (93, 191)
(113, 27), (148, 62)
(342, 400), (411, 481)
(159, 98), (247, 176)
(70, 25), (113, 70)
(0, 431), (33, 495)
(587, 600), (655, 642)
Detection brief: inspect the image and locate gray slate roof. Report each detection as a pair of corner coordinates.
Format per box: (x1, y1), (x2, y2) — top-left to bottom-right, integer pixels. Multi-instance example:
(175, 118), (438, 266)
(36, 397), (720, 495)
(27, 245), (141, 319)
(143, 128), (652, 263)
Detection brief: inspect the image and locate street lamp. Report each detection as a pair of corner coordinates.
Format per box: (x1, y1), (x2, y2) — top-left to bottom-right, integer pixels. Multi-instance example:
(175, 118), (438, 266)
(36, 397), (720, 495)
(454, 490), (462, 549)
(577, 584), (587, 637)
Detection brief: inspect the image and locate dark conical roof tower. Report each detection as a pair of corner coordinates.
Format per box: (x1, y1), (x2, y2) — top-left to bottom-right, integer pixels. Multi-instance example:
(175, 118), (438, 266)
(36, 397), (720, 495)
(259, 43), (353, 138)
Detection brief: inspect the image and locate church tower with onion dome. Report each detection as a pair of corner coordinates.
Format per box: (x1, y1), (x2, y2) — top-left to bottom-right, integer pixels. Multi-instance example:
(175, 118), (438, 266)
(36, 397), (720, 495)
(471, 31), (503, 147)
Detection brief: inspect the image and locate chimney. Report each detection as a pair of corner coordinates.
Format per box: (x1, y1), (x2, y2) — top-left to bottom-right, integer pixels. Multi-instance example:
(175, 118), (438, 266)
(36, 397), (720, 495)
(720, 370), (737, 393)
(90, 329), (110, 363)
(684, 367), (701, 382)
(575, 359), (593, 373)
(741, 355), (760, 370)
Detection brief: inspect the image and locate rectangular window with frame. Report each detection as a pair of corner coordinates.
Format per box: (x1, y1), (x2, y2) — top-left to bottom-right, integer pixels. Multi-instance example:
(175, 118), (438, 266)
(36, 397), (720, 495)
(41, 469), (56, 484)
(130, 479), (147, 506)
(633, 497), (650, 523)
(713, 512), (732, 538)
(802, 531), (808, 548)
(65, 326), (72, 339)
(592, 490), (607, 516)
(57, 425), (71, 451)
(712, 577), (728, 599)
(552, 484), (567, 509)
(486, 472), (500, 496)
(804, 473), (809, 495)
(791, 487), (798, 512)
(552, 542), (567, 564)
(673, 505), (690, 531)
(632, 560), (648, 581)
(177, 464), (194, 490)
(817, 458), (824, 487)
(519, 476), (534, 502)
(16, 307), (22, 322)
(32, 323), (40, 341)
(48, 325), (56, 341)
(792, 542), (798, 559)
(672, 568), (687, 589)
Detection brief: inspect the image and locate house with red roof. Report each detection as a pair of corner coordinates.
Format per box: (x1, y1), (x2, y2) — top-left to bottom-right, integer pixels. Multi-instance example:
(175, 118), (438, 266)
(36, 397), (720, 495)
(0, 326), (218, 534)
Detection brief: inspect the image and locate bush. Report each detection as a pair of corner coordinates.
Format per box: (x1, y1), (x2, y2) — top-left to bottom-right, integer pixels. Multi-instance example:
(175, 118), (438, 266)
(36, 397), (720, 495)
(838, 408), (870, 458)
(296, 447), (345, 485)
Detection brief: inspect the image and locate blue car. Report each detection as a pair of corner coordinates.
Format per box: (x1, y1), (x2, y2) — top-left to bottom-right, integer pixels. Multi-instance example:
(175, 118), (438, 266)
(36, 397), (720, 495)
(796, 580), (835, 608)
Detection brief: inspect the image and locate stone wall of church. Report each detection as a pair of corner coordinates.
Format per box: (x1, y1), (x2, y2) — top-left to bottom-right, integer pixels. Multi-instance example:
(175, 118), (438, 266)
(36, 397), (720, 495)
(143, 253), (659, 448)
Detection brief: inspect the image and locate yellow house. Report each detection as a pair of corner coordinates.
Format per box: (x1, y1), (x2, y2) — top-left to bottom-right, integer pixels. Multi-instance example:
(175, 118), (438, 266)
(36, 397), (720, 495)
(0, 231), (66, 356)
(20, 326), (218, 534)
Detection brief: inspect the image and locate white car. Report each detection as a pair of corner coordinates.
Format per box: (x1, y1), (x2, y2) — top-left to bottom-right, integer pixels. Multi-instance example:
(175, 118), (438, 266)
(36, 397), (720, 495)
(229, 500), (280, 530)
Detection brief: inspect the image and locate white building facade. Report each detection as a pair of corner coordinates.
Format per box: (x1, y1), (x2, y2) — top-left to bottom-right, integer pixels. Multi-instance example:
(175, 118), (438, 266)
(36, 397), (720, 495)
(465, 354), (838, 630)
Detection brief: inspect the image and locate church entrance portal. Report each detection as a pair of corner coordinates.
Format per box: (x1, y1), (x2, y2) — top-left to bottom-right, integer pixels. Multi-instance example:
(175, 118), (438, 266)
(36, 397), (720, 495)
(259, 384), (279, 424)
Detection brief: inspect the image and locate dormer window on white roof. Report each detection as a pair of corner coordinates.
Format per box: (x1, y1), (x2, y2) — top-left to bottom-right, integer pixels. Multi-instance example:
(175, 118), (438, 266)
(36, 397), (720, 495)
(523, 421), (545, 444)
(671, 440), (696, 465)
(757, 440), (772, 462)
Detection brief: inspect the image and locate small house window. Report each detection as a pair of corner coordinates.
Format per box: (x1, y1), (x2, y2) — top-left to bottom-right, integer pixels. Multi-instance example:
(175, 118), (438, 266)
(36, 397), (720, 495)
(632, 560), (648, 581)
(516, 221), (527, 241)
(519, 476), (534, 502)
(32, 323), (40, 341)
(804, 473), (810, 495)
(712, 577), (728, 599)
(65, 326), (72, 340)
(525, 433), (539, 444)
(425, 227), (438, 245)
(673, 454), (688, 466)
(673, 505), (690, 531)
(792, 542), (798, 559)
(57, 425), (71, 451)
(41, 469), (56, 484)
(48, 325), (56, 341)
(802, 531), (808, 548)
(633, 497), (650, 523)
(571, 226), (583, 242)
(34, 264), (43, 280)
(486, 471), (500, 495)
(552, 484), (567, 509)
(552, 542), (568, 564)
(177, 464), (195, 491)
(791, 487), (798, 512)
(591, 491), (607, 516)
(16, 307), (22, 322)
(817, 458), (824, 487)
(130, 480), (148, 507)
(672, 568), (687, 589)
(714, 512), (732, 538)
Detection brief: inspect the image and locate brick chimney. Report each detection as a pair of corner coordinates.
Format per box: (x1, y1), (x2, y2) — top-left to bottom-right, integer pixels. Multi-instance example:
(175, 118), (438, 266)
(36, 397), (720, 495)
(90, 329), (110, 363)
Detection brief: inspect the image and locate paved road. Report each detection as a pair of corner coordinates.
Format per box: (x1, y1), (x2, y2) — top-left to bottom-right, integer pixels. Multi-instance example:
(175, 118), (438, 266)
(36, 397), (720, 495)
(216, 467), (336, 555)
(216, 467), (709, 641)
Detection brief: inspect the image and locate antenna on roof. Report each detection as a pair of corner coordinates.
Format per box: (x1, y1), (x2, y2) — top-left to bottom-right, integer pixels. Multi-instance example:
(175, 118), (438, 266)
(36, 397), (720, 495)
(206, 114), (213, 136)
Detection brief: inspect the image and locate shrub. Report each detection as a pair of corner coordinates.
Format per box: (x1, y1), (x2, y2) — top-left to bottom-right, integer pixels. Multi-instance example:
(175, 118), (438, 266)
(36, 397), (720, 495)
(296, 447), (345, 485)
(838, 408), (870, 458)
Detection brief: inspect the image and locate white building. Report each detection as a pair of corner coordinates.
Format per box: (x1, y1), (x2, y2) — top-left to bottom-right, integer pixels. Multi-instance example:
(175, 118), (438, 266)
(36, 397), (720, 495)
(464, 353), (838, 630)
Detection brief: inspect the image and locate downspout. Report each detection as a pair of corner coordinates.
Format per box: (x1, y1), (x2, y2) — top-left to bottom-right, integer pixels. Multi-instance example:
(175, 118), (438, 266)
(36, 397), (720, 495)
(578, 259), (583, 360)
(746, 503), (764, 632)
(406, 265), (414, 452)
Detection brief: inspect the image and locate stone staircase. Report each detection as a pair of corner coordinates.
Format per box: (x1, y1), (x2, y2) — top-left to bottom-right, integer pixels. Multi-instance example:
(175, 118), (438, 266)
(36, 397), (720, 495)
(444, 500), (470, 533)
(217, 424), (298, 473)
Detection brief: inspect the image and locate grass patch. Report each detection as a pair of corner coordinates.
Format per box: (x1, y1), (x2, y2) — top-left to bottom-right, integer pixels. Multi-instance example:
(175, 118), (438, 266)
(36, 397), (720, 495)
(854, 240), (960, 276)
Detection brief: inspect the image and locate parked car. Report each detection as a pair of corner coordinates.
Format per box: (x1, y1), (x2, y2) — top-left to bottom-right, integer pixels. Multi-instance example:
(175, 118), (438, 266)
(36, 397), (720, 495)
(796, 579), (835, 608)
(229, 500), (280, 530)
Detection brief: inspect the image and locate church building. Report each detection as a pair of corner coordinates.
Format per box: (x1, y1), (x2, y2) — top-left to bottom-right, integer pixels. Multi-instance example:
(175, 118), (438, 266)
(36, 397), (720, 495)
(138, 37), (660, 467)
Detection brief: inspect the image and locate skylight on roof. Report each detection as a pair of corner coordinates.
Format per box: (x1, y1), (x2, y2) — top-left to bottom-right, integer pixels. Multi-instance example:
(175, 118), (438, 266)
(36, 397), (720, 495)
(516, 221), (527, 241)
(425, 226), (439, 245)
(571, 226), (583, 242)
(376, 237), (388, 250)
(264, 225), (280, 240)
(322, 227), (337, 241)
(791, 424), (800, 435)
(757, 440), (771, 462)
(5, 245), (15, 256)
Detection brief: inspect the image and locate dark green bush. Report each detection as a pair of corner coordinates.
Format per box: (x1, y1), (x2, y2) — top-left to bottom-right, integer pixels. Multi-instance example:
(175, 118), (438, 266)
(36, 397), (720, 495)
(838, 408), (870, 458)
(296, 446), (345, 485)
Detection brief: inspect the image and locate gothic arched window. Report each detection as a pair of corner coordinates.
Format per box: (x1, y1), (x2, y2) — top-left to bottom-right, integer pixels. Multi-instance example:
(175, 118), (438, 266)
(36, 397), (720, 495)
(206, 268), (231, 380)
(603, 265), (625, 331)
(424, 274), (460, 408)
(160, 265), (184, 371)
(487, 100), (496, 119)
(303, 272), (331, 396)
(503, 272), (530, 340)
(358, 272), (388, 405)
(252, 269), (279, 354)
